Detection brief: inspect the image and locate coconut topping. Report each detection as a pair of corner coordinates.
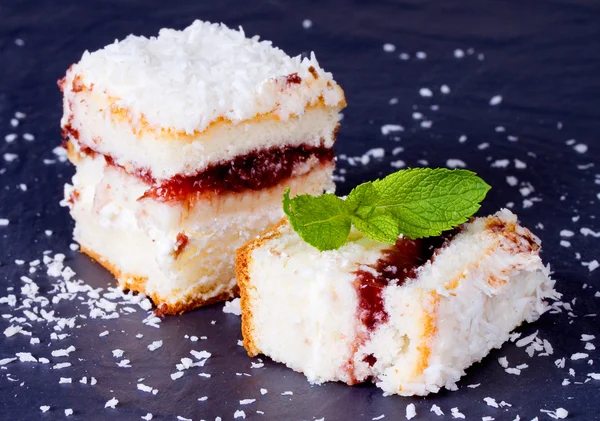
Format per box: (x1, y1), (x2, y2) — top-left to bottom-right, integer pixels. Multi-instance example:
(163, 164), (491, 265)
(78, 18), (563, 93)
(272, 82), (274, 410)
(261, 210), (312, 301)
(64, 20), (344, 134)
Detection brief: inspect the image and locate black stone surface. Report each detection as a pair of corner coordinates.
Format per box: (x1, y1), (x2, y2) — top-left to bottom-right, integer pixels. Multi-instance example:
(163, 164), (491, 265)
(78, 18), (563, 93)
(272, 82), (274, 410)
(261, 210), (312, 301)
(1, 1), (599, 420)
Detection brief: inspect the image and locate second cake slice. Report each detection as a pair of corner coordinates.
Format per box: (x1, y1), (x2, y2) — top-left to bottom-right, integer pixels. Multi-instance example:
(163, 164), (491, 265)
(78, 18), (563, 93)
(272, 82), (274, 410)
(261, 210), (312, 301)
(60, 20), (345, 314)
(237, 210), (557, 395)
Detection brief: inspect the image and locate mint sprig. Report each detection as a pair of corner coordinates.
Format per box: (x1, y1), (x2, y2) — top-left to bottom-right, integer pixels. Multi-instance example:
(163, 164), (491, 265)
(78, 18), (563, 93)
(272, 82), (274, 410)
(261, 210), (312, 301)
(283, 168), (491, 251)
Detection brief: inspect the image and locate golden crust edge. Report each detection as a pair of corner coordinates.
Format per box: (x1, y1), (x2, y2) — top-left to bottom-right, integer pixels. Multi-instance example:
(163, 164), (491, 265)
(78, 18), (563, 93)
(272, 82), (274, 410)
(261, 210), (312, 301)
(80, 246), (237, 315)
(235, 217), (288, 357)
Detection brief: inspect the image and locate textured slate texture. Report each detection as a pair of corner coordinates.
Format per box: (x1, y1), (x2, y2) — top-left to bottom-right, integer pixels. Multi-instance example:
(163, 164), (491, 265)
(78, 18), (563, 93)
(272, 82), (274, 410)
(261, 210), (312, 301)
(0, 1), (599, 420)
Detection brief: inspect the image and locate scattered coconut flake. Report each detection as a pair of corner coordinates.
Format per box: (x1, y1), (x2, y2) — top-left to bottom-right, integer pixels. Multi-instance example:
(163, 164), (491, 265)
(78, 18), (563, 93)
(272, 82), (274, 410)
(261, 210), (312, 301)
(373, 415), (385, 421)
(302, 19), (312, 29)
(240, 399), (256, 405)
(581, 334), (595, 341)
(571, 353), (588, 360)
(430, 404), (444, 416)
(260, 388), (268, 395)
(53, 362), (72, 370)
(419, 87), (433, 97)
(281, 391), (293, 396)
(383, 43), (396, 52)
(573, 144), (588, 154)
(440, 85), (450, 94)
(454, 48), (465, 58)
(234, 410), (246, 419)
(148, 340), (163, 351)
(489, 95), (503, 106)
(484, 397), (499, 408)
(4, 325), (22, 337)
(171, 372), (184, 380)
(516, 331), (538, 347)
(0, 357), (17, 366)
(141, 414), (153, 420)
(223, 298), (242, 315)
(581, 227), (600, 238)
(381, 124), (404, 135)
(198, 396), (208, 402)
(451, 407), (466, 419)
(4, 153), (18, 162)
(59, 377), (72, 384)
(16, 352), (37, 363)
(416, 51), (427, 59)
(540, 408), (568, 419)
(585, 260), (599, 272)
(514, 159), (527, 169)
(112, 349), (124, 358)
(406, 403), (416, 420)
(588, 373), (600, 380)
(52, 345), (76, 357)
(40, 406), (50, 413)
(137, 383), (153, 393)
(491, 159), (510, 168)
(446, 159), (466, 168)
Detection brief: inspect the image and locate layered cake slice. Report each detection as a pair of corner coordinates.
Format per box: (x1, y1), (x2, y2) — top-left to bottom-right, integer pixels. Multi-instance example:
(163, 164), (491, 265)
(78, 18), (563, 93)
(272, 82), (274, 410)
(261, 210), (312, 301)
(237, 210), (558, 395)
(59, 20), (345, 314)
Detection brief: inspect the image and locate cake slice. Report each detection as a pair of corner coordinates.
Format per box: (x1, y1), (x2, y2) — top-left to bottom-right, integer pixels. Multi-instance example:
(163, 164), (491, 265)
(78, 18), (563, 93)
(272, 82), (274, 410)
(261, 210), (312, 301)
(236, 209), (558, 395)
(59, 20), (345, 314)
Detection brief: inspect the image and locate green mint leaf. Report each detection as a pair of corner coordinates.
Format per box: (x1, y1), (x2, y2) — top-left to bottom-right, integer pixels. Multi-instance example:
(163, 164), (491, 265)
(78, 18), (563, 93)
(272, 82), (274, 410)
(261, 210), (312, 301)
(283, 168), (490, 251)
(345, 183), (400, 243)
(371, 168), (491, 238)
(283, 188), (351, 251)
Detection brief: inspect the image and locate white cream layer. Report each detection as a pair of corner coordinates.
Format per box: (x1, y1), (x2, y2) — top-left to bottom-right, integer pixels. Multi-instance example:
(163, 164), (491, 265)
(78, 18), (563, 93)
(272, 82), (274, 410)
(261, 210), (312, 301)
(65, 152), (335, 306)
(242, 210), (557, 395)
(62, 86), (342, 181)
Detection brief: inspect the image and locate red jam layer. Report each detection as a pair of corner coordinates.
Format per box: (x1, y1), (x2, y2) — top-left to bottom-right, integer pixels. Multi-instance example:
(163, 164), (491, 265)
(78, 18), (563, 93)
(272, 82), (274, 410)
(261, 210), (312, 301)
(354, 234), (455, 332)
(351, 233), (456, 371)
(141, 143), (334, 203)
(69, 138), (333, 203)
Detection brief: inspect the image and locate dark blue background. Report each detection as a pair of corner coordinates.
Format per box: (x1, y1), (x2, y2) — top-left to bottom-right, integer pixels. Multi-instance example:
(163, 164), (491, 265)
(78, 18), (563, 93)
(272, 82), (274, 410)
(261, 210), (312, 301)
(1, 1), (599, 420)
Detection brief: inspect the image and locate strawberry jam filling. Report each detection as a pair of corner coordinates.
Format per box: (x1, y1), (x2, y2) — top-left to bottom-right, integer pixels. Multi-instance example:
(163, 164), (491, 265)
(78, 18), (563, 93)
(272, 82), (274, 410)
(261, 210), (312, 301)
(141, 143), (334, 202)
(352, 232), (457, 371)
(72, 141), (333, 203)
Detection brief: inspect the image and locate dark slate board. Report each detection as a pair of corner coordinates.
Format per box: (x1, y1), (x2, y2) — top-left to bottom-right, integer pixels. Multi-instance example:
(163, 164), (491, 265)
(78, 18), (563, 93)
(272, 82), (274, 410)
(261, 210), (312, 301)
(1, 1), (599, 420)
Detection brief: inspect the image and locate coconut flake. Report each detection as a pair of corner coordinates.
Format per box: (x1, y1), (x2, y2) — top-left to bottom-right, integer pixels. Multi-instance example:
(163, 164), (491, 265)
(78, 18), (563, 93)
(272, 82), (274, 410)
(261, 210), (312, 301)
(405, 403), (416, 420)
(223, 298), (242, 316)
(66, 21), (343, 134)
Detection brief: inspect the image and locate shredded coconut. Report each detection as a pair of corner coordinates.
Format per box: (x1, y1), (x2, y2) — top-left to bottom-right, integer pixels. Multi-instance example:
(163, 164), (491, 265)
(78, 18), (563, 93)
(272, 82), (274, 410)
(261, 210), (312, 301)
(223, 298), (242, 315)
(406, 403), (416, 419)
(67, 20), (343, 134)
